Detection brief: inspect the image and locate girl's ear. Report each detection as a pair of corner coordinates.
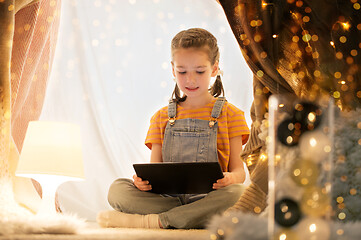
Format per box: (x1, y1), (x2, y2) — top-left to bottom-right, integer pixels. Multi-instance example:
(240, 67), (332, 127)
(171, 62), (176, 77)
(211, 61), (219, 77)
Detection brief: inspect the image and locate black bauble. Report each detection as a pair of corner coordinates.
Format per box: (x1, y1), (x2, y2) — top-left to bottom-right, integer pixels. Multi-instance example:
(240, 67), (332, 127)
(293, 101), (323, 131)
(277, 118), (301, 147)
(275, 198), (302, 227)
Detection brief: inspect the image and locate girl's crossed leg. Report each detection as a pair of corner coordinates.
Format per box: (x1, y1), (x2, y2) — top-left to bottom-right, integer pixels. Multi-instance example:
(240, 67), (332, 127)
(97, 178), (244, 229)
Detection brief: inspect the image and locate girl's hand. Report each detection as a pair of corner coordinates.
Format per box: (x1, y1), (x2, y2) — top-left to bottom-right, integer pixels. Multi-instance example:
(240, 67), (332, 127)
(213, 172), (238, 189)
(133, 174), (152, 191)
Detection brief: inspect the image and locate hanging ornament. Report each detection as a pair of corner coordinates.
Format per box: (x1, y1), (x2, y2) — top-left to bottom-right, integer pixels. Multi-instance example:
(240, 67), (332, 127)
(300, 186), (330, 217)
(296, 217), (330, 240)
(290, 159), (320, 187)
(293, 102), (323, 131)
(275, 198), (302, 227)
(277, 118), (301, 147)
(299, 131), (331, 163)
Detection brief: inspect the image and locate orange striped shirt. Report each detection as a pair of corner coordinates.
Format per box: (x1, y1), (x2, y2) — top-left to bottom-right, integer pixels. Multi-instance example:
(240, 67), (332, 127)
(145, 98), (250, 171)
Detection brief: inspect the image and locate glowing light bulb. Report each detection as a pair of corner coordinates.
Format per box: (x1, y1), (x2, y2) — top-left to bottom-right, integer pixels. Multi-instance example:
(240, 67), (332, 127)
(307, 112), (316, 122)
(299, 131), (331, 163)
(297, 217), (330, 240)
(274, 229), (300, 240)
(309, 137), (317, 147)
(309, 223), (317, 232)
(260, 153), (268, 161)
(341, 22), (350, 30)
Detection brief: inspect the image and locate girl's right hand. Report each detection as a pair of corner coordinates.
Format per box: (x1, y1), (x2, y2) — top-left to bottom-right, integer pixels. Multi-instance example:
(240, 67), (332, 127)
(133, 174), (152, 191)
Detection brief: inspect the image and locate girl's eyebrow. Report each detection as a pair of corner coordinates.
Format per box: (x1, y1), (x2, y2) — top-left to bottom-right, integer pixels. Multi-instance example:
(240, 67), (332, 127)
(175, 65), (208, 69)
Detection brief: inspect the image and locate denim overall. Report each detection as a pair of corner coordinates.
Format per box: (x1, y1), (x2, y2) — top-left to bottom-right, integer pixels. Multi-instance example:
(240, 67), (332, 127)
(162, 97), (226, 163)
(107, 97), (244, 228)
(161, 97), (226, 204)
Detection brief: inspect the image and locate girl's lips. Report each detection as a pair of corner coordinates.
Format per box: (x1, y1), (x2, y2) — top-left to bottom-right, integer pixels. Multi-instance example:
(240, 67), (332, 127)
(186, 87), (199, 91)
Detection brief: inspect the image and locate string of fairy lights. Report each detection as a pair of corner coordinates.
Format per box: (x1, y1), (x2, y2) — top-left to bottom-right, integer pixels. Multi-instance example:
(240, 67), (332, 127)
(210, 0), (360, 239)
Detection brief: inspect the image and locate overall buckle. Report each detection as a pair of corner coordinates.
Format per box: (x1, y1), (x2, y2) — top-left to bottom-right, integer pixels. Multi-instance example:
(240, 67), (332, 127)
(209, 117), (217, 128)
(168, 117), (176, 126)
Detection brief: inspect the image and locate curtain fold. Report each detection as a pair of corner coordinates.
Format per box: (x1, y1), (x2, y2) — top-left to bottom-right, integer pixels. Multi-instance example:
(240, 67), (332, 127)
(11, 0), (61, 151)
(40, 0), (255, 220)
(0, 0), (61, 216)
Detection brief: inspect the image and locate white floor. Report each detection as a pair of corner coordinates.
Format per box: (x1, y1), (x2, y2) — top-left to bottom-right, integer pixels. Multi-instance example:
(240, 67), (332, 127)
(0, 222), (210, 240)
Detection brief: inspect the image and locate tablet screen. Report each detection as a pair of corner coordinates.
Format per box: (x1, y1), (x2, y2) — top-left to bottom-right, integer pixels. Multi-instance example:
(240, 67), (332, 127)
(133, 162), (224, 194)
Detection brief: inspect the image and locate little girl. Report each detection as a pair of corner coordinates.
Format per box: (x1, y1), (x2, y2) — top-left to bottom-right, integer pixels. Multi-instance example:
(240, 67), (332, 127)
(97, 28), (250, 229)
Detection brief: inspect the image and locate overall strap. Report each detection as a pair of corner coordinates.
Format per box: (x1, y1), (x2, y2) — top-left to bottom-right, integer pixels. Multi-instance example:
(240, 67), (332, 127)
(168, 100), (177, 125)
(209, 97), (226, 127)
(211, 97), (226, 118)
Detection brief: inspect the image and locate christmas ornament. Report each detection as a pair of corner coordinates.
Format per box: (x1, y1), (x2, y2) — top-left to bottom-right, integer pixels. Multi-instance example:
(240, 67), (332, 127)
(299, 131), (331, 163)
(277, 118), (301, 147)
(293, 102), (323, 131)
(275, 198), (302, 227)
(290, 159), (320, 187)
(296, 217), (330, 240)
(300, 186), (330, 217)
(274, 228), (300, 240)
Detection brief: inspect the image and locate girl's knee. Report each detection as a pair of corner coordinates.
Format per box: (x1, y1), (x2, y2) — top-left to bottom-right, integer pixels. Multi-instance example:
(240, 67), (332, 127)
(223, 184), (244, 202)
(107, 178), (134, 210)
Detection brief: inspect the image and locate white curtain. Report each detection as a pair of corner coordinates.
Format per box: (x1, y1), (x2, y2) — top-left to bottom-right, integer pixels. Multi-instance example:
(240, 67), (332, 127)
(40, 0), (253, 221)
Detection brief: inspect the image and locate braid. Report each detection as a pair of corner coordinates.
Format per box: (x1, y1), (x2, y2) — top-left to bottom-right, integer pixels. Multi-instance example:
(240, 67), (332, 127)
(171, 84), (187, 103)
(210, 75), (225, 97)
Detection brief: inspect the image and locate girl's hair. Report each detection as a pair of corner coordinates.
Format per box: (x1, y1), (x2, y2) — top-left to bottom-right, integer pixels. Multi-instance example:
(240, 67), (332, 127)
(170, 28), (225, 103)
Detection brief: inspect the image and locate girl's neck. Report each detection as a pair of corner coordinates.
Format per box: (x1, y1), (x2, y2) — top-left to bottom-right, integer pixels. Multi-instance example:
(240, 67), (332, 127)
(180, 94), (215, 109)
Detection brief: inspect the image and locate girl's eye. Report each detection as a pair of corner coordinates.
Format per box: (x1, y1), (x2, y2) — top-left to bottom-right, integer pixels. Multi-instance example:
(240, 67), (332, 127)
(178, 71), (186, 74)
(196, 71), (205, 74)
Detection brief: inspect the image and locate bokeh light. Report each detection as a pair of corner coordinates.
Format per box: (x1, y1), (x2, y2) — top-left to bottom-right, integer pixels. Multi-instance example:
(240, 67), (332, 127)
(290, 159), (320, 187)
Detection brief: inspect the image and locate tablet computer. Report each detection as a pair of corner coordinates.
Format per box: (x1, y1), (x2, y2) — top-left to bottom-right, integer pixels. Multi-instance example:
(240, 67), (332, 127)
(133, 162), (224, 194)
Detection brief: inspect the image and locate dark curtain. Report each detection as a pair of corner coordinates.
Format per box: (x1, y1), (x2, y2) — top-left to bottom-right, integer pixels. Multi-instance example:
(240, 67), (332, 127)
(218, 0), (361, 213)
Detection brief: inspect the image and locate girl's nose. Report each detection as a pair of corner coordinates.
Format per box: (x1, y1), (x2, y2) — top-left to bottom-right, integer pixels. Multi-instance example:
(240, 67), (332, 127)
(186, 73), (196, 84)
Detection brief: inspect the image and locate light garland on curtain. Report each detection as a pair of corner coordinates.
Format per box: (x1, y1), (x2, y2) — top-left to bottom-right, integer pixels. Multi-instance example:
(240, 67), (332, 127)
(208, 0), (360, 239)
(1, 0), (62, 224)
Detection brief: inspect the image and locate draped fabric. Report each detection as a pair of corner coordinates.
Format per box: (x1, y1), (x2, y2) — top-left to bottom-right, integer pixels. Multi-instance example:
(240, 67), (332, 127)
(39, 0), (254, 220)
(0, 0), (61, 216)
(218, 0), (361, 213)
(11, 0), (61, 152)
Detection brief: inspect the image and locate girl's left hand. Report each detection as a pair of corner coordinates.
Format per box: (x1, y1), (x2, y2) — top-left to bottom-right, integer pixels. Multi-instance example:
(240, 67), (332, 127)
(212, 172), (237, 189)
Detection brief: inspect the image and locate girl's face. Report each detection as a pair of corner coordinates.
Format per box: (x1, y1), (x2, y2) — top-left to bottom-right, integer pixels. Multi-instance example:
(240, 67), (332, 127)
(172, 48), (218, 102)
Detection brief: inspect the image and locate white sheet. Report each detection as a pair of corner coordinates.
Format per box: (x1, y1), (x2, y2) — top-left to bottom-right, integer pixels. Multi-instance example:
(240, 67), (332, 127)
(40, 0), (253, 221)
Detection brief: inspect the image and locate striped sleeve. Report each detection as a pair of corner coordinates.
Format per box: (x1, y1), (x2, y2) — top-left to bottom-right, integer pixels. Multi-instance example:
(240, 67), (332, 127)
(227, 103), (250, 144)
(145, 110), (162, 149)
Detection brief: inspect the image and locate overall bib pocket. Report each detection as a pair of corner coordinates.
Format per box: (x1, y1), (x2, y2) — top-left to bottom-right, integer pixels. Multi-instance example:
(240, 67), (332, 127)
(168, 131), (210, 163)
